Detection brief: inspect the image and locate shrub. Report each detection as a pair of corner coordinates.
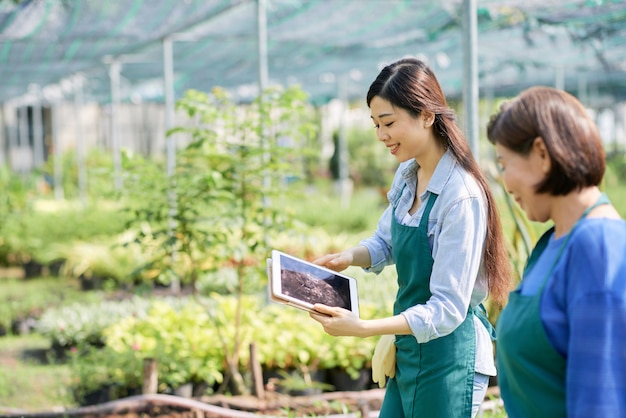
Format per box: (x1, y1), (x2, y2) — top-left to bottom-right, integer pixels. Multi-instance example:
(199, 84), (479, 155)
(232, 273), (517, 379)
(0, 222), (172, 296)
(0, 277), (89, 336)
(36, 296), (152, 348)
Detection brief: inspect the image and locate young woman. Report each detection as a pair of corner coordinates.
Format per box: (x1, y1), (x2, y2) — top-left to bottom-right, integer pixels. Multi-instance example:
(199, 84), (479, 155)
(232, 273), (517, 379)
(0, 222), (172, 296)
(309, 57), (512, 418)
(487, 86), (626, 417)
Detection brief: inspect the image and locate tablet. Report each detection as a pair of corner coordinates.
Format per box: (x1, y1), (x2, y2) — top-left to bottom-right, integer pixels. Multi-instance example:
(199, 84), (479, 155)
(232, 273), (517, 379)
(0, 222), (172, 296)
(267, 250), (359, 317)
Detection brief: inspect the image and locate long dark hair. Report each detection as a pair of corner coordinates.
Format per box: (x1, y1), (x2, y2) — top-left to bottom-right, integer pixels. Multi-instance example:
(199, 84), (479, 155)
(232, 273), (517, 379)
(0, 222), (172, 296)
(368, 58), (512, 305)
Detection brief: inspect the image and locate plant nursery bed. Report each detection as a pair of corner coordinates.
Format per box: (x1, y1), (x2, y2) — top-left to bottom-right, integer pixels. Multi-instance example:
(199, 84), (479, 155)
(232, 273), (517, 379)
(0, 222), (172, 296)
(0, 390), (386, 418)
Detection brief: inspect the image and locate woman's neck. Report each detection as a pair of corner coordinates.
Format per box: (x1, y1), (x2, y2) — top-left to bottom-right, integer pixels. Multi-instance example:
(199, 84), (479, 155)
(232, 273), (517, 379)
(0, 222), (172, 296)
(551, 187), (603, 238)
(415, 144), (446, 179)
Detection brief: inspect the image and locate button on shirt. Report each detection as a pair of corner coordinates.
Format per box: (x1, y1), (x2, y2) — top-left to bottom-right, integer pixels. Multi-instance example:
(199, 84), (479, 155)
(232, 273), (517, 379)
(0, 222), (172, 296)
(359, 150), (496, 376)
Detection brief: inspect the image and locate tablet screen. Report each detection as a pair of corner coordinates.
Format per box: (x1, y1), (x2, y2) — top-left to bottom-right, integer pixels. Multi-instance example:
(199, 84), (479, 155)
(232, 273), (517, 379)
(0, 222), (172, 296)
(271, 250), (358, 314)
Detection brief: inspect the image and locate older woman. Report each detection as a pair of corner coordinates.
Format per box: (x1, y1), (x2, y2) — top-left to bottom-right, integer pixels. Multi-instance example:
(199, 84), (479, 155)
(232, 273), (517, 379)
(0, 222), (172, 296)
(488, 86), (626, 417)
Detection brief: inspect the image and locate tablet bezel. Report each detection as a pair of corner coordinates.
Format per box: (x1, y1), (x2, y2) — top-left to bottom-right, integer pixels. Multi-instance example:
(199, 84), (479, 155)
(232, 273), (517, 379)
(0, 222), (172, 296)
(269, 249), (360, 317)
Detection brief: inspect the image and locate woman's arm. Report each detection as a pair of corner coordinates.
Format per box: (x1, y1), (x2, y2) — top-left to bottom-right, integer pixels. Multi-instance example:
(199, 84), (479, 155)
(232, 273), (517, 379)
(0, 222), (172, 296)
(558, 224), (626, 416)
(310, 304), (412, 337)
(313, 245), (372, 271)
(312, 193), (487, 340)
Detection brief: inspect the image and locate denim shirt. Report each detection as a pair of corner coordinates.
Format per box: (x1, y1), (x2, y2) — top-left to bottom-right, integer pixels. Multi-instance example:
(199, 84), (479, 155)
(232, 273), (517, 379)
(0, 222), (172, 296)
(359, 150), (496, 375)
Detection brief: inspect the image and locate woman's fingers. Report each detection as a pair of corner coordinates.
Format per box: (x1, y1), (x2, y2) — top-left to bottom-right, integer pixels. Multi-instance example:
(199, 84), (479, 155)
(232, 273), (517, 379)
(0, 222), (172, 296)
(312, 252), (350, 272)
(310, 304), (361, 336)
(312, 303), (335, 315)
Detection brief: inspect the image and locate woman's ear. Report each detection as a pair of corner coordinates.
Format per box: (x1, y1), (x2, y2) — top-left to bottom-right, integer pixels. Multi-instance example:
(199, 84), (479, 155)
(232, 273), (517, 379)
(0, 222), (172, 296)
(422, 111), (435, 128)
(532, 136), (551, 174)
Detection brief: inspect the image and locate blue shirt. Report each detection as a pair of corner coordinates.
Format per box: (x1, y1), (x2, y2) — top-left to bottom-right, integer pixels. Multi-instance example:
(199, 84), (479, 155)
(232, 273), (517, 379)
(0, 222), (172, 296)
(520, 218), (626, 416)
(359, 150), (496, 376)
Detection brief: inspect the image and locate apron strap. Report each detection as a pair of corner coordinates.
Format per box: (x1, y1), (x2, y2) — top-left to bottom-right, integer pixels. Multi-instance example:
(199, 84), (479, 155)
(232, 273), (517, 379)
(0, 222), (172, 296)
(473, 303), (496, 341)
(418, 193), (438, 228)
(524, 192), (610, 276)
(524, 226), (555, 275)
(526, 192), (611, 290)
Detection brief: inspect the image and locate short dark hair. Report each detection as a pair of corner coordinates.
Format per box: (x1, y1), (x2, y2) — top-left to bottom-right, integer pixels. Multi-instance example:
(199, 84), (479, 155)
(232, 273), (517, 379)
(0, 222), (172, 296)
(487, 86), (605, 195)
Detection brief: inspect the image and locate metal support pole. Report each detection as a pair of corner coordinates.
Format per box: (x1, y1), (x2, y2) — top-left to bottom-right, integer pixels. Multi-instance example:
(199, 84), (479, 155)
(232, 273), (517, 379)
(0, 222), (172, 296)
(5, 103), (17, 150)
(5, 103), (18, 171)
(163, 36), (180, 294)
(462, 0), (479, 160)
(257, 0), (268, 93)
(337, 76), (351, 209)
(109, 61), (122, 191)
(17, 105), (32, 172)
(74, 76), (87, 204)
(30, 85), (45, 168)
(257, 0), (271, 213)
(51, 104), (64, 200)
(163, 38), (175, 179)
(17, 105), (27, 148)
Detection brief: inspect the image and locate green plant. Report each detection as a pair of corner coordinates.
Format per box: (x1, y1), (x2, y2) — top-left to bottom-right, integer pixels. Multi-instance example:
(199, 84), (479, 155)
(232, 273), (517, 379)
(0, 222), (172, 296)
(101, 295), (273, 393)
(0, 277), (87, 336)
(41, 149), (119, 202)
(36, 296), (150, 348)
(319, 303), (383, 379)
(61, 235), (149, 288)
(0, 168), (38, 266)
(1, 189), (129, 269)
(65, 296), (232, 401)
(122, 85), (316, 394)
(481, 393), (508, 417)
(68, 344), (143, 404)
(274, 368), (334, 394)
(250, 301), (383, 384)
(274, 181), (385, 237)
(346, 126), (398, 189)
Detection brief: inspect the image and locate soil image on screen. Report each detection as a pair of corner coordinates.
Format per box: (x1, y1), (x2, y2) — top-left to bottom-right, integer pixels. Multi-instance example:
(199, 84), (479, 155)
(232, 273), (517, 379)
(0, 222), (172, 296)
(279, 256), (352, 310)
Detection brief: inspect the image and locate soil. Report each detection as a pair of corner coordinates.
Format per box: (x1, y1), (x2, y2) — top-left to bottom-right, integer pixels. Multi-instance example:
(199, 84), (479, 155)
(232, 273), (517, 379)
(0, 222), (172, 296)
(0, 390), (386, 418)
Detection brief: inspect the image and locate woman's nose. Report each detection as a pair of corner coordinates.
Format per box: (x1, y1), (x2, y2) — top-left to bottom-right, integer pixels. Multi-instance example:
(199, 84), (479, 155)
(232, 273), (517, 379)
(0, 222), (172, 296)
(377, 128), (388, 142)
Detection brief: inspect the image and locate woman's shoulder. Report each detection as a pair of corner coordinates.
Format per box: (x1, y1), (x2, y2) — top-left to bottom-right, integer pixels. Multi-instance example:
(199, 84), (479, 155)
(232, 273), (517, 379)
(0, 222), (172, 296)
(427, 152), (480, 199)
(569, 218), (626, 254)
(565, 218), (626, 294)
(572, 217), (626, 242)
(438, 162), (484, 204)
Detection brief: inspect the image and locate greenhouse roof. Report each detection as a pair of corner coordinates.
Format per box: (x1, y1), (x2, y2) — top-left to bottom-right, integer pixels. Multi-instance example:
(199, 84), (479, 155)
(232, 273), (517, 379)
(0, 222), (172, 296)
(1, 0), (626, 106)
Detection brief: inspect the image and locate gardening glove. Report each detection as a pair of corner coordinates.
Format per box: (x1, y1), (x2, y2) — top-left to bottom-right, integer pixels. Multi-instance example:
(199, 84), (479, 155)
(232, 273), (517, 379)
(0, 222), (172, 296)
(371, 334), (396, 388)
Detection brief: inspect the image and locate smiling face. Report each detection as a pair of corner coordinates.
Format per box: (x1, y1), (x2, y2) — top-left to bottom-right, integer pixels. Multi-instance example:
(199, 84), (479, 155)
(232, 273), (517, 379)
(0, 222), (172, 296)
(495, 139), (552, 222)
(369, 96), (436, 163)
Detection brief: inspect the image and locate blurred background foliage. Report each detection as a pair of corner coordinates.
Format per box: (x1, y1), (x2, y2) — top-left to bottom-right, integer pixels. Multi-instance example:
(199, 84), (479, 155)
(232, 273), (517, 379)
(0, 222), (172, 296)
(0, 85), (625, 411)
(1, 1), (625, 413)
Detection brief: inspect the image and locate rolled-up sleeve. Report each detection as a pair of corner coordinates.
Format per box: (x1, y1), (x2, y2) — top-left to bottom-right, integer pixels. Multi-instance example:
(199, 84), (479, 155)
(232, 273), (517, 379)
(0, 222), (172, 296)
(359, 204), (394, 274)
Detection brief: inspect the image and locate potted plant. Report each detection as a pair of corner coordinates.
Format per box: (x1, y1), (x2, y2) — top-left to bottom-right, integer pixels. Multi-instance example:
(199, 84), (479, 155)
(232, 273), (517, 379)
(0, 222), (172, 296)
(69, 344), (143, 406)
(103, 298), (227, 396)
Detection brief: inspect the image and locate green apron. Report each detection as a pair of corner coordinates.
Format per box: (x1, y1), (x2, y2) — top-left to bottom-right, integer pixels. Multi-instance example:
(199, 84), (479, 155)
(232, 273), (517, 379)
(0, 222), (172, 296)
(379, 193), (476, 418)
(496, 193), (610, 418)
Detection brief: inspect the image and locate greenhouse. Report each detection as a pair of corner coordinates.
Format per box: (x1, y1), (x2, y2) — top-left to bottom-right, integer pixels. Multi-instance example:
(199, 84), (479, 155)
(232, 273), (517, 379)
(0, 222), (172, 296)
(1, 0), (626, 175)
(1, 0), (626, 416)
